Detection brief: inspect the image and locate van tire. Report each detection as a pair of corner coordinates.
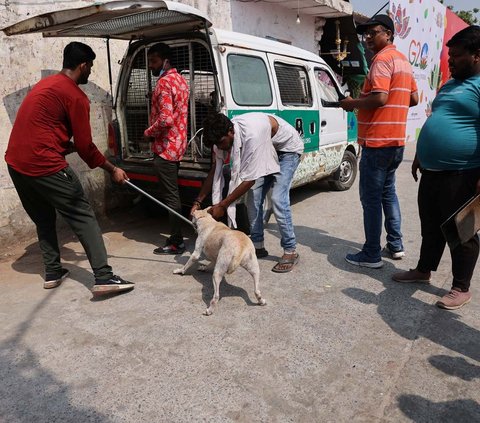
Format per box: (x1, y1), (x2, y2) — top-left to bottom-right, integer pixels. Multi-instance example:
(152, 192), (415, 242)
(328, 150), (357, 191)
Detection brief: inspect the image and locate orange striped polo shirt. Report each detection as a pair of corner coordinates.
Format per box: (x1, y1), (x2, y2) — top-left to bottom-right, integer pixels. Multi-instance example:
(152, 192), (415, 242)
(357, 45), (417, 147)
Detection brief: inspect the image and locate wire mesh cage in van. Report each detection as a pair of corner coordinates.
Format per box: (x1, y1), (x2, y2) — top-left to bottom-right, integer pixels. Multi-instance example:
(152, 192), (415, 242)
(123, 40), (215, 161)
(274, 63), (313, 106)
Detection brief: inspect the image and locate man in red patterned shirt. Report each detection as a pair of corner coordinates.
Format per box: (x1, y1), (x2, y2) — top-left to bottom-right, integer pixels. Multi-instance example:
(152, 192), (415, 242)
(144, 43), (190, 255)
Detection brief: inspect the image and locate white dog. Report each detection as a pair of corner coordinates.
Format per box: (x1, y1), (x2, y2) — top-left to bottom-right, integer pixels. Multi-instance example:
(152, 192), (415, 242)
(173, 209), (267, 315)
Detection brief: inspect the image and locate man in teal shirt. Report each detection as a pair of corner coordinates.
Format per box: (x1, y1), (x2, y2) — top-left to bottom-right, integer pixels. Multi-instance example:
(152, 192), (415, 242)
(393, 26), (480, 310)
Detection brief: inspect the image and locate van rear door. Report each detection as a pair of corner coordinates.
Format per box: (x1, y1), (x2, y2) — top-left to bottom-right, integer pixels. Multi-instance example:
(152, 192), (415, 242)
(3, 1), (212, 39)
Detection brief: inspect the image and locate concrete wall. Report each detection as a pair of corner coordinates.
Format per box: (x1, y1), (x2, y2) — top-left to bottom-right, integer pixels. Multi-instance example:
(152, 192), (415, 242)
(230, 1), (317, 52)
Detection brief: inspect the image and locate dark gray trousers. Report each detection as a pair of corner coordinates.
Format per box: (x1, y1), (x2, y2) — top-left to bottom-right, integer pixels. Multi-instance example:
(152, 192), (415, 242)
(8, 165), (113, 280)
(152, 155), (183, 245)
(417, 168), (480, 291)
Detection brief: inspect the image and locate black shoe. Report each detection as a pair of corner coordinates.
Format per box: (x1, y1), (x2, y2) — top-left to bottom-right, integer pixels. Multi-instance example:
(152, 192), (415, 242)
(44, 268), (69, 289)
(92, 275), (135, 296)
(255, 248), (269, 258)
(153, 243), (185, 255)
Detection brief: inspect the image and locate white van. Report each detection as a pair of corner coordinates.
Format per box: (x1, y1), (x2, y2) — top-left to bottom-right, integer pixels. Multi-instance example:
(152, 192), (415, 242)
(3, 0), (359, 207)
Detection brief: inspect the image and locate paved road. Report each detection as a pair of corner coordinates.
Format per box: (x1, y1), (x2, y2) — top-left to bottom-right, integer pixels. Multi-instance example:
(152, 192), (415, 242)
(1, 142), (479, 422)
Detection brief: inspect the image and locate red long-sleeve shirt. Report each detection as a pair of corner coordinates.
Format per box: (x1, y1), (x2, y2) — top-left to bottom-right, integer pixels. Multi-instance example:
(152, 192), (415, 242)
(144, 68), (189, 161)
(5, 73), (106, 177)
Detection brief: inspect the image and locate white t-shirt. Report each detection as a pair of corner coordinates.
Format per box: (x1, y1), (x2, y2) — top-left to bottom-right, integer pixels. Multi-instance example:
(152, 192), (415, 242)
(233, 113), (281, 181)
(269, 114), (304, 154)
(212, 113), (302, 226)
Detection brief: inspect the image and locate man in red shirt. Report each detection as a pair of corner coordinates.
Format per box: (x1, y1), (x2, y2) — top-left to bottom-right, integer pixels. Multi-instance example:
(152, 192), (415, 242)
(144, 43), (189, 255)
(5, 42), (134, 296)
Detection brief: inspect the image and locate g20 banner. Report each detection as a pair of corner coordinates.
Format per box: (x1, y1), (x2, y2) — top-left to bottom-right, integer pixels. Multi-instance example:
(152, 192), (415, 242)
(389, 0), (467, 141)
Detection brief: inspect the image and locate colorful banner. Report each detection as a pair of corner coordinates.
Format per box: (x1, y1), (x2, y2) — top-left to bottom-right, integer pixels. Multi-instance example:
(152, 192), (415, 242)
(389, 0), (447, 142)
(439, 8), (468, 86)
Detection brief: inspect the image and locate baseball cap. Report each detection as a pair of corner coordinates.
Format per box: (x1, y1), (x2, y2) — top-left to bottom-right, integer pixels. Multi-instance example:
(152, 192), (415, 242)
(356, 14), (394, 35)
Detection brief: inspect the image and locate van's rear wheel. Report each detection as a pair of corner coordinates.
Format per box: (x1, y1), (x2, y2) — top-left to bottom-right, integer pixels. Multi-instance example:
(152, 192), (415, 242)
(328, 150), (357, 191)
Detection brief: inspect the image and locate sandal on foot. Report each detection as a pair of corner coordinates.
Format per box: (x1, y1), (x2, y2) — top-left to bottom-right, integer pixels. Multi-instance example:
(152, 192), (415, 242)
(272, 253), (299, 273)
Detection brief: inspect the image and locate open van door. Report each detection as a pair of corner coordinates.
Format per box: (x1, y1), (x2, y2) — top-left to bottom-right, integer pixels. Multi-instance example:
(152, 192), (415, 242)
(3, 1), (217, 203)
(2, 1), (212, 39)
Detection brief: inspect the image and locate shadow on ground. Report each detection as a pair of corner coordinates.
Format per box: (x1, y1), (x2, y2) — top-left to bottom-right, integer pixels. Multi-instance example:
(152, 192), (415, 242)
(172, 256), (259, 310)
(0, 292), (112, 422)
(428, 355), (480, 381)
(11, 243), (95, 292)
(397, 394), (480, 422)
(268, 221), (480, 363)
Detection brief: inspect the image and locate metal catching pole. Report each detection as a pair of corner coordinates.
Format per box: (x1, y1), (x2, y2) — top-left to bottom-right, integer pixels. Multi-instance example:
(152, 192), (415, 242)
(125, 181), (197, 232)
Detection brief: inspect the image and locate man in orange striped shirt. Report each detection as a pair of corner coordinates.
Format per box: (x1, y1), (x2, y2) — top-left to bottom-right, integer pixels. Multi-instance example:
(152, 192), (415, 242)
(340, 14), (418, 268)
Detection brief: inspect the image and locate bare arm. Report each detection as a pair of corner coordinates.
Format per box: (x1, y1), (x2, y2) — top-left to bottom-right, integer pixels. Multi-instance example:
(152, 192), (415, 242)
(190, 161), (216, 215)
(339, 92), (388, 112)
(410, 91), (419, 107)
(411, 153), (420, 182)
(100, 160), (129, 184)
(209, 180), (255, 220)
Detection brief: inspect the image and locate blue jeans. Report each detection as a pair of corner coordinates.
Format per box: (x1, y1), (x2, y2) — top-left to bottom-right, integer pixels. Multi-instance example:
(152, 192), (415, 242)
(359, 146), (404, 259)
(247, 152), (300, 252)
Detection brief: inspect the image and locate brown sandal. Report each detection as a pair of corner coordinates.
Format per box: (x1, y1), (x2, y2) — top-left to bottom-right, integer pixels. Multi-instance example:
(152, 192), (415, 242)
(272, 253), (299, 273)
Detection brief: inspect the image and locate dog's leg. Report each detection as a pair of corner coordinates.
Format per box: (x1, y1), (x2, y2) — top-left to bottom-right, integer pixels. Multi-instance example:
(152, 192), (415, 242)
(242, 255), (267, 306)
(173, 250), (201, 275)
(205, 268), (225, 316)
(197, 261), (214, 273)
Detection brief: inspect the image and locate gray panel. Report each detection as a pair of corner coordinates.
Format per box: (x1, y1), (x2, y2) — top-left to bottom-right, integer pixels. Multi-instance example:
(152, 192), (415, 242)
(59, 10), (196, 37)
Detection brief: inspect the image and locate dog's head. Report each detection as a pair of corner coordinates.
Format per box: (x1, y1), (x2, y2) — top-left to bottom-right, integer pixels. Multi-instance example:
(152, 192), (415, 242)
(191, 207), (215, 227)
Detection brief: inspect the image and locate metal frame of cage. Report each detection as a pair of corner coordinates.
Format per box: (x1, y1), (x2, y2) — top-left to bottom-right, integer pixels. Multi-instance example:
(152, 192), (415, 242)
(122, 38), (216, 162)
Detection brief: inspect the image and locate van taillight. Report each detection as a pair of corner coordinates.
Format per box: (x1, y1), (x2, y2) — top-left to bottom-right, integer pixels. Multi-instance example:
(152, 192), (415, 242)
(107, 123), (118, 156)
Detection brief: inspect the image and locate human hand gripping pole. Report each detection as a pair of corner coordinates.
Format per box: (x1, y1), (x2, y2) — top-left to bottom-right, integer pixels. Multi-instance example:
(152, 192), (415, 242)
(125, 180), (197, 233)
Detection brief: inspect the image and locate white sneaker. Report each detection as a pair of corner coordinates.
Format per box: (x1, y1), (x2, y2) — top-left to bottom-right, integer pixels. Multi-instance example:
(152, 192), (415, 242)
(383, 245), (405, 260)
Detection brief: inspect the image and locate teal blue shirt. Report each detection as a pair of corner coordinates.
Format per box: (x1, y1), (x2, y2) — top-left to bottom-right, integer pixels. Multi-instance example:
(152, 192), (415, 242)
(417, 75), (480, 170)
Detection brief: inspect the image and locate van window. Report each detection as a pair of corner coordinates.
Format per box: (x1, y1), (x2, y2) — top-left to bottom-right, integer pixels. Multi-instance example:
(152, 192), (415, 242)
(274, 63), (312, 106)
(227, 54), (273, 106)
(315, 68), (340, 102)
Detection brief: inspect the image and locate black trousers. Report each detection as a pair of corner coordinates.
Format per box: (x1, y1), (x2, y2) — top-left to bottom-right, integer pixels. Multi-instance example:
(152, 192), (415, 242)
(8, 165), (113, 280)
(417, 168), (480, 291)
(152, 155), (183, 245)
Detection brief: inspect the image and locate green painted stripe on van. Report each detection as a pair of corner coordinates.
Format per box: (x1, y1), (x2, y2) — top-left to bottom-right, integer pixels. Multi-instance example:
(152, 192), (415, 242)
(347, 111), (358, 143)
(227, 109), (320, 153)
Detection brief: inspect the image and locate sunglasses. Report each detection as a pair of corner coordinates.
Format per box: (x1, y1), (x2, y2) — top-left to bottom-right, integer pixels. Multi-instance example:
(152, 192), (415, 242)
(363, 29), (388, 38)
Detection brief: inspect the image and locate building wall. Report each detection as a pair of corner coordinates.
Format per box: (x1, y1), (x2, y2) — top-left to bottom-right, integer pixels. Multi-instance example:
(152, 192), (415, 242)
(230, 1), (317, 52)
(0, 0), (233, 246)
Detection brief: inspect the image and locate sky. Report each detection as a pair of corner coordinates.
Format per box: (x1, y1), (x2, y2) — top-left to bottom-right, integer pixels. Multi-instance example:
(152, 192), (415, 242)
(349, 0), (480, 19)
